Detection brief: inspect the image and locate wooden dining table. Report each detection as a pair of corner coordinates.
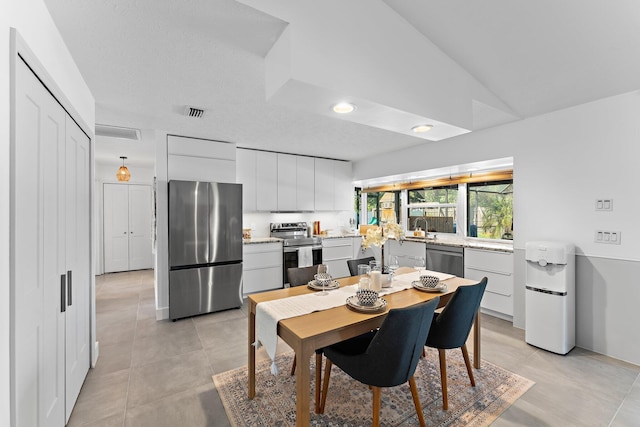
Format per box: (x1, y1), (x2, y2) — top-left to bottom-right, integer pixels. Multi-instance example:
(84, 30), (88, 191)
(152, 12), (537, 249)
(247, 268), (480, 426)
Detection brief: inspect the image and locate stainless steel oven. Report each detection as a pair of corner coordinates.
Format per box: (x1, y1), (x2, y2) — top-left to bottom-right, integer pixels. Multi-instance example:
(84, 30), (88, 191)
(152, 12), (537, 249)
(270, 222), (322, 285)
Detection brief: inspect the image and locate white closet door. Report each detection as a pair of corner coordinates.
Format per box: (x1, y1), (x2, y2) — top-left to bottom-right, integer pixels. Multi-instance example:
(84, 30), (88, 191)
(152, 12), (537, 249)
(14, 56), (66, 427)
(128, 184), (153, 270)
(64, 115), (91, 420)
(104, 184), (130, 272)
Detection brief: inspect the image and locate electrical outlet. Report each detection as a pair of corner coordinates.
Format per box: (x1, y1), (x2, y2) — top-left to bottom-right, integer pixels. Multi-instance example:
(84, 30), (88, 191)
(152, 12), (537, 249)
(595, 199), (613, 211)
(595, 230), (621, 244)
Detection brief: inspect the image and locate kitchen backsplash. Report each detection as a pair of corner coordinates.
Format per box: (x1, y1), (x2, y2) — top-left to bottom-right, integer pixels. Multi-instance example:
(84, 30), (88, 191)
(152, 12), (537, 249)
(243, 211), (355, 238)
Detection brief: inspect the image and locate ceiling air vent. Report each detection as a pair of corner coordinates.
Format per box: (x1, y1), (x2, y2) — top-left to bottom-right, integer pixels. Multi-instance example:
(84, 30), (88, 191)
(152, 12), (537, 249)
(95, 124), (140, 140)
(185, 106), (206, 118)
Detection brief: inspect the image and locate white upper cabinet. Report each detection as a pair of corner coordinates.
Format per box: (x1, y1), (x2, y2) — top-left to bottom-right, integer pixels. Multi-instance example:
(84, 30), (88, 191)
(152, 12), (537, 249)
(277, 153), (297, 211)
(315, 158), (353, 211)
(167, 135), (236, 183)
(333, 160), (353, 211)
(314, 158), (334, 210)
(236, 149), (257, 211)
(237, 149), (351, 213)
(256, 151), (278, 211)
(296, 156), (315, 211)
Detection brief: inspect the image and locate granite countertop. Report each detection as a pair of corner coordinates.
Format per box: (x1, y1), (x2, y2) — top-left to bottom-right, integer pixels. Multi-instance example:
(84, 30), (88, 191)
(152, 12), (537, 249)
(400, 236), (513, 253)
(242, 237), (282, 245)
(315, 232), (360, 239)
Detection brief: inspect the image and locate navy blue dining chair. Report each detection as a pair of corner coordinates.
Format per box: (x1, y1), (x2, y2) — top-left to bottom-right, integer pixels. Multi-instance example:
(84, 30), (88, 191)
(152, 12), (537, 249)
(346, 256), (375, 276)
(425, 277), (488, 410)
(319, 298), (440, 427)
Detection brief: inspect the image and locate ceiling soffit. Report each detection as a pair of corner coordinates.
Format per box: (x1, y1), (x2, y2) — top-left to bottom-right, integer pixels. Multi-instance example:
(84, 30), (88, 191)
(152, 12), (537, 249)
(237, 0), (519, 140)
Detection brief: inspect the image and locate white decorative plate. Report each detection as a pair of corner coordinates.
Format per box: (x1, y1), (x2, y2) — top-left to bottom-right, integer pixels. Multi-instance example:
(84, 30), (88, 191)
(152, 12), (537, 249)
(411, 281), (448, 293)
(346, 295), (387, 312)
(307, 280), (340, 291)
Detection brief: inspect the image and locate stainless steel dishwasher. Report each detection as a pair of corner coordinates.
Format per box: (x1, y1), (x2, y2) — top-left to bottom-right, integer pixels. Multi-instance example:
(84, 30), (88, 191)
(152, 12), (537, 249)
(426, 243), (464, 277)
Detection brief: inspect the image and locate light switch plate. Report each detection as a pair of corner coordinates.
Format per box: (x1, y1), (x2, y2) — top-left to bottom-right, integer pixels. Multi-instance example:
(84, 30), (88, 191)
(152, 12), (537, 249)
(595, 198), (613, 211)
(595, 230), (621, 244)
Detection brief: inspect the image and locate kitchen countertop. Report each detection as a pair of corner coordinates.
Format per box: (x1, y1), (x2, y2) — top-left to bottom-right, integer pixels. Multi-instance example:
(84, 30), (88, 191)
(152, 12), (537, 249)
(401, 235), (513, 253)
(243, 233), (512, 252)
(242, 237), (282, 245)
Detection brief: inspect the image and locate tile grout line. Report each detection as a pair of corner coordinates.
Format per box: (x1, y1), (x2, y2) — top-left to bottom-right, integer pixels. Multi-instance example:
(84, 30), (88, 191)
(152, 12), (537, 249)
(607, 372), (640, 427)
(120, 273), (143, 427)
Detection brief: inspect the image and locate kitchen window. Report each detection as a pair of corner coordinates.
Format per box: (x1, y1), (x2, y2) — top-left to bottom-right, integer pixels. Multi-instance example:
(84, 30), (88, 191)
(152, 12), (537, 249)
(362, 191), (401, 225)
(407, 185), (458, 233)
(467, 180), (513, 240)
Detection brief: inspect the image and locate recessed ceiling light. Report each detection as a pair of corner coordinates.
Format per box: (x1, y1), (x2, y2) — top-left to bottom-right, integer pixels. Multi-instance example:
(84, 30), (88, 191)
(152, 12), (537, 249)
(412, 124), (433, 133)
(332, 102), (356, 114)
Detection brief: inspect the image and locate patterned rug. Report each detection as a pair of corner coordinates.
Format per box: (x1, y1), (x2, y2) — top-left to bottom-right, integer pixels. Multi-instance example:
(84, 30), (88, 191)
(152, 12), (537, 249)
(213, 349), (534, 426)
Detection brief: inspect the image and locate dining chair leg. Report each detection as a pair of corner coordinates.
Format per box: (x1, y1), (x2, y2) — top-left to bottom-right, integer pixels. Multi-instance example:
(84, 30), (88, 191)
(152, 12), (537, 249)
(409, 376), (426, 427)
(315, 353), (322, 413)
(372, 386), (381, 427)
(319, 359), (333, 414)
(290, 355), (297, 376)
(438, 348), (449, 410)
(461, 344), (476, 386)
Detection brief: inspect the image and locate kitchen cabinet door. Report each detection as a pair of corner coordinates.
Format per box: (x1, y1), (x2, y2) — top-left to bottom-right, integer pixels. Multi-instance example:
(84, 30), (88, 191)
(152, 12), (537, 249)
(277, 153), (297, 211)
(333, 160), (353, 211)
(385, 240), (426, 267)
(236, 148), (257, 211)
(322, 238), (352, 278)
(256, 151), (278, 211)
(314, 158), (334, 210)
(465, 248), (514, 318)
(243, 242), (283, 294)
(296, 156), (315, 211)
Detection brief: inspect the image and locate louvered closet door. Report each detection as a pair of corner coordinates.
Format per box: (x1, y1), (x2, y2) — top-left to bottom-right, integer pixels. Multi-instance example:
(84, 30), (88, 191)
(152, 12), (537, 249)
(104, 184), (130, 272)
(14, 56), (66, 427)
(64, 115), (91, 420)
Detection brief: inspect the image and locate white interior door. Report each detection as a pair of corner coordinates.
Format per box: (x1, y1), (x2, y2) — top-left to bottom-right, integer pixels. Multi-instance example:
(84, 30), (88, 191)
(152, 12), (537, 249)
(128, 184), (153, 270)
(104, 184), (130, 272)
(64, 115), (91, 420)
(14, 56), (66, 427)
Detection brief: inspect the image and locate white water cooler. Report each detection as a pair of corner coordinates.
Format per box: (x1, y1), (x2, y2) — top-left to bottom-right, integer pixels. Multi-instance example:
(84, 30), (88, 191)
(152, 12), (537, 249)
(525, 241), (575, 354)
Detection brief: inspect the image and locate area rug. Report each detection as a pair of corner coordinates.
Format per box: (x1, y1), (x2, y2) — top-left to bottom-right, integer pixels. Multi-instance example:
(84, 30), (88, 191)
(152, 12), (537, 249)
(213, 349), (534, 426)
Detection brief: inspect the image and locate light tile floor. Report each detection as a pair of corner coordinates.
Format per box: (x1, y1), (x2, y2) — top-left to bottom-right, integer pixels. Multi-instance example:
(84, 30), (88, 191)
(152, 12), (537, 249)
(68, 270), (640, 426)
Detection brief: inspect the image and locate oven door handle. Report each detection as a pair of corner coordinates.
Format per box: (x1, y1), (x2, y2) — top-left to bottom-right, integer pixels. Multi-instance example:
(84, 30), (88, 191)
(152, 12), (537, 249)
(283, 247), (299, 253)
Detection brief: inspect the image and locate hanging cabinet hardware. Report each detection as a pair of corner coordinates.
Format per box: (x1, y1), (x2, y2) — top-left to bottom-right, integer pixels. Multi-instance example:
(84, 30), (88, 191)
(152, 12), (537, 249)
(67, 270), (73, 306)
(60, 274), (66, 312)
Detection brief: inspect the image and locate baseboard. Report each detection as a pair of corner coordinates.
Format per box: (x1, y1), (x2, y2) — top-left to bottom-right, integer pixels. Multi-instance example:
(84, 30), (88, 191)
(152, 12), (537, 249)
(156, 306), (169, 320)
(92, 341), (99, 368)
(480, 307), (513, 323)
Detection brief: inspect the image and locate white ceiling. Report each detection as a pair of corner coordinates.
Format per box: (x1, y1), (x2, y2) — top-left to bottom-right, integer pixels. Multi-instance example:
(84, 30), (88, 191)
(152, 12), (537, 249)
(44, 0), (640, 168)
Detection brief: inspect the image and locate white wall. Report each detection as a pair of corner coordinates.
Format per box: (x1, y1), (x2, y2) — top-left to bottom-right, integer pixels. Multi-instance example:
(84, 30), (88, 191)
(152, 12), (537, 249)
(354, 90), (640, 365)
(3, 0), (96, 423)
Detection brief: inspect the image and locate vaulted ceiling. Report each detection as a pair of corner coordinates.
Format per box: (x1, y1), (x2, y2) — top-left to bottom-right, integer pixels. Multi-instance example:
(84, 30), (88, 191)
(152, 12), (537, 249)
(44, 0), (640, 167)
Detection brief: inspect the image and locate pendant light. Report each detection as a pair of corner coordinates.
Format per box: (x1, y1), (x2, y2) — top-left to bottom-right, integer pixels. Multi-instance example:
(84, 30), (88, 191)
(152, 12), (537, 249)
(116, 156), (131, 182)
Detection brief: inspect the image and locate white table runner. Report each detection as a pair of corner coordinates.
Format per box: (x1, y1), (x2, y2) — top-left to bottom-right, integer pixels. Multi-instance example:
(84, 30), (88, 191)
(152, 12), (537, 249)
(254, 270), (454, 374)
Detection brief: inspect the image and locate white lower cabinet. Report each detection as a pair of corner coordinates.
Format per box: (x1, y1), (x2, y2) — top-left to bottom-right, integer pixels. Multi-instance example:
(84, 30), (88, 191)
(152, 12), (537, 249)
(322, 238), (353, 278)
(384, 240), (426, 267)
(243, 243), (283, 294)
(464, 248), (514, 318)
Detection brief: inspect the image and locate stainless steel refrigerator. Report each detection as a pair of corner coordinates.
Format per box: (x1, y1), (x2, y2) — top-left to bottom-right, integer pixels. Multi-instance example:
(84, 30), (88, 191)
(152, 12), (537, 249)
(168, 181), (243, 320)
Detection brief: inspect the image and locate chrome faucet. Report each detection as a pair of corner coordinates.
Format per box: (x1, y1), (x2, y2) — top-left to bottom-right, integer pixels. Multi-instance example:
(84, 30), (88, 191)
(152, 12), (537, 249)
(413, 217), (428, 233)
